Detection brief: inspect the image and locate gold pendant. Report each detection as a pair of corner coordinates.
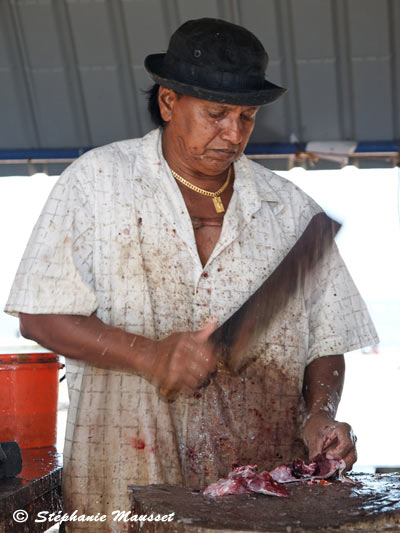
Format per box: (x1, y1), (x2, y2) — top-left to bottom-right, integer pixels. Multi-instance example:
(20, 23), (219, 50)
(212, 196), (225, 213)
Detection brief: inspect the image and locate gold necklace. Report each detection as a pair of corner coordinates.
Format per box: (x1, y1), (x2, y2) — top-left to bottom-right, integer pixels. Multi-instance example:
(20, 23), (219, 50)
(169, 166), (232, 213)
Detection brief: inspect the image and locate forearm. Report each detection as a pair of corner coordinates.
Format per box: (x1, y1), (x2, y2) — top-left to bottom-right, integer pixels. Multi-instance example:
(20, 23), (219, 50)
(19, 312), (218, 392)
(19, 312), (153, 374)
(302, 354), (357, 468)
(302, 354), (345, 419)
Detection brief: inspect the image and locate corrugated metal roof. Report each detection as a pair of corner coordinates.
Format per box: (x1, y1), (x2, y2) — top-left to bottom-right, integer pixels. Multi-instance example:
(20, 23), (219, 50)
(0, 0), (399, 175)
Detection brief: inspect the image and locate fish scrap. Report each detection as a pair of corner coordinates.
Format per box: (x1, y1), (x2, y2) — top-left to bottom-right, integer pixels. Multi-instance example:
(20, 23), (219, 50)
(203, 453), (357, 498)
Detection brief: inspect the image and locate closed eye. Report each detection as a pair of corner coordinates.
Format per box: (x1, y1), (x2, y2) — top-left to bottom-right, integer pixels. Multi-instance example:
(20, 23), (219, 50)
(208, 111), (225, 119)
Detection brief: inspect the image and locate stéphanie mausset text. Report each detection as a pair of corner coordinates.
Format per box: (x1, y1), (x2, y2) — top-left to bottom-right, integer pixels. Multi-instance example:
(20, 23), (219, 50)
(35, 510), (176, 524)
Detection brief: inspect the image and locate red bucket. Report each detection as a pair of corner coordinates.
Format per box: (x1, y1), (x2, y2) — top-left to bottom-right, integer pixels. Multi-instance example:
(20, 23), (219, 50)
(0, 353), (64, 448)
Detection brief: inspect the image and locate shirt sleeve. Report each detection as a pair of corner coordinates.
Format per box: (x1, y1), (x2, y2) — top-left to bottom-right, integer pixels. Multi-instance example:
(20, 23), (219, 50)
(304, 241), (379, 366)
(4, 154), (98, 317)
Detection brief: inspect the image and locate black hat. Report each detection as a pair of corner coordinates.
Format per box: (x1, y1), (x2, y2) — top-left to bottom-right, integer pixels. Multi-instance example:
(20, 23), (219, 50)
(144, 18), (287, 106)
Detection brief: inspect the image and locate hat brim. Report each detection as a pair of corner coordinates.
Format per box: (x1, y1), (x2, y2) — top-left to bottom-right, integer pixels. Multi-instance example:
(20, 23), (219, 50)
(145, 54), (287, 106)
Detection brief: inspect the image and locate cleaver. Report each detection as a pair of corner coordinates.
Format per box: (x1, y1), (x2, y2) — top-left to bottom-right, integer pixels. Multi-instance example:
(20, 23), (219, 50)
(160, 212), (342, 399)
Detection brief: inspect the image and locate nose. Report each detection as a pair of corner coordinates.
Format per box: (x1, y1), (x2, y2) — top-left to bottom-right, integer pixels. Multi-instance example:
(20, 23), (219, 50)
(221, 116), (243, 145)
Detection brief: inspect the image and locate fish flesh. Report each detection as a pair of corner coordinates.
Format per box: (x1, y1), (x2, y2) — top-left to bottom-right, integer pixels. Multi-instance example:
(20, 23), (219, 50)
(203, 464), (289, 498)
(203, 454), (355, 498)
(269, 453), (350, 483)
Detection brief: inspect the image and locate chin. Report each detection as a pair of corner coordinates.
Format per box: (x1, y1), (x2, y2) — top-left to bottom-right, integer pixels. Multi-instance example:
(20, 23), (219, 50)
(197, 158), (233, 175)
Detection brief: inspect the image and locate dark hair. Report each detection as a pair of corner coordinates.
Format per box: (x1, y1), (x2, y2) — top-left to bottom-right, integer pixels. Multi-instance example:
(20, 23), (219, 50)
(145, 84), (165, 127)
(144, 84), (182, 128)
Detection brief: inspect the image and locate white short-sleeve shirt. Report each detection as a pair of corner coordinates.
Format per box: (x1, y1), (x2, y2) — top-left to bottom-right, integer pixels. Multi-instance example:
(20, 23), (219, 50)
(5, 128), (378, 532)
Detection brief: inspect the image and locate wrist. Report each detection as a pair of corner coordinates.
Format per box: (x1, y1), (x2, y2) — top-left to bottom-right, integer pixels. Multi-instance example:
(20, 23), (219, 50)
(305, 411), (335, 424)
(306, 400), (337, 420)
(129, 335), (158, 375)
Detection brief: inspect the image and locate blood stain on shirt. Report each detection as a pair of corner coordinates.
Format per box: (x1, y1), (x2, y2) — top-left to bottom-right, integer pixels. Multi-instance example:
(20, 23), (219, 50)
(132, 438), (146, 450)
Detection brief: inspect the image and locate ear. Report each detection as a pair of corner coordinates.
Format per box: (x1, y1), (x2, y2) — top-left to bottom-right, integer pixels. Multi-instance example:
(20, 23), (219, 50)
(158, 87), (179, 123)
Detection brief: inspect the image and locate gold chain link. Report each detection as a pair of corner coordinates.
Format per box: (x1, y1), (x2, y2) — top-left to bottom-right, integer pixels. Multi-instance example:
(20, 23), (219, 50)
(169, 166), (232, 198)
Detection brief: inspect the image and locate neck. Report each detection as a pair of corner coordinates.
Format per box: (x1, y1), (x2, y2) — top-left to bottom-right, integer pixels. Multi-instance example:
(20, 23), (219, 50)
(161, 130), (232, 186)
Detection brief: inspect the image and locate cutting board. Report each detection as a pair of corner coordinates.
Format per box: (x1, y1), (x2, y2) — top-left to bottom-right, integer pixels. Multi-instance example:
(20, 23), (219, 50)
(128, 473), (400, 532)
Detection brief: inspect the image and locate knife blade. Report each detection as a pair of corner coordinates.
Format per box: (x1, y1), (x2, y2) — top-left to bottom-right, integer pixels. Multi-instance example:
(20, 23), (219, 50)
(211, 211), (342, 372)
(160, 211), (342, 399)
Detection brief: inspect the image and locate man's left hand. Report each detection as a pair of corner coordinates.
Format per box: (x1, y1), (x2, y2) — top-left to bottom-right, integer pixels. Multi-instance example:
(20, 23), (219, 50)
(303, 413), (357, 471)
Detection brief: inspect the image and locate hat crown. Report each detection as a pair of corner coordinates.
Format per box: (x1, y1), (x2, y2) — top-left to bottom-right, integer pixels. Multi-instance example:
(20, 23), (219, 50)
(144, 17), (287, 106)
(164, 18), (268, 79)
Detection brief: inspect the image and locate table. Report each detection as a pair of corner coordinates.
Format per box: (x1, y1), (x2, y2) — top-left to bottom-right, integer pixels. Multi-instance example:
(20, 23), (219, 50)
(129, 473), (400, 532)
(0, 447), (62, 533)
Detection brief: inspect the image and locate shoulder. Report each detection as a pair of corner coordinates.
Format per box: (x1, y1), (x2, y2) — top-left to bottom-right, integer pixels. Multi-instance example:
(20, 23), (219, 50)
(78, 128), (159, 169)
(58, 129), (160, 192)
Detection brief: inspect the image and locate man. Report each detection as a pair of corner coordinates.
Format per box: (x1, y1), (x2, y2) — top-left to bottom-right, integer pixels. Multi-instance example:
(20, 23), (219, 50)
(6, 18), (377, 532)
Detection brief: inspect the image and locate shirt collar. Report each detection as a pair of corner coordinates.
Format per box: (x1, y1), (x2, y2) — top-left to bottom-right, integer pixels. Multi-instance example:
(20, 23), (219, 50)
(234, 154), (283, 208)
(139, 128), (282, 206)
(137, 128), (284, 268)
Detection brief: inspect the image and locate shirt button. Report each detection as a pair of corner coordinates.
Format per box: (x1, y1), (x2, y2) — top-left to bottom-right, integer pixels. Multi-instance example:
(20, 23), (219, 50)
(202, 272), (209, 278)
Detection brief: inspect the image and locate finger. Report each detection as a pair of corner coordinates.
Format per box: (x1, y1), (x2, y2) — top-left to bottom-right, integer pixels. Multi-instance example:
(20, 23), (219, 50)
(306, 435), (326, 460)
(342, 447), (357, 471)
(164, 369), (200, 393)
(321, 425), (342, 454)
(194, 320), (218, 343)
(159, 368), (203, 400)
(198, 348), (218, 374)
(325, 426), (357, 460)
(184, 373), (205, 391)
(187, 359), (207, 380)
(306, 424), (338, 460)
(326, 439), (355, 461)
(192, 337), (218, 374)
(322, 434), (339, 452)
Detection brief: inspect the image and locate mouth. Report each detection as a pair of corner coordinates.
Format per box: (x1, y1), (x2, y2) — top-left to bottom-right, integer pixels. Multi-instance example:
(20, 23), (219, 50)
(208, 149), (237, 160)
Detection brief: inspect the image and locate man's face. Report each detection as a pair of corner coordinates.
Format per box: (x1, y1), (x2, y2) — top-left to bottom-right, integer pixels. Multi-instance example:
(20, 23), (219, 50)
(160, 89), (259, 175)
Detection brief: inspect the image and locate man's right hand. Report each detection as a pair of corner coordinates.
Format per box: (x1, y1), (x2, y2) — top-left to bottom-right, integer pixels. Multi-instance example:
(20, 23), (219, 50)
(139, 321), (218, 394)
(19, 312), (218, 395)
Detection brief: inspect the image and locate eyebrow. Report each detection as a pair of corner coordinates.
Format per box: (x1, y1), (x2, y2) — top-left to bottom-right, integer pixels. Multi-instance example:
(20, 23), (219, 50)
(208, 104), (259, 112)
